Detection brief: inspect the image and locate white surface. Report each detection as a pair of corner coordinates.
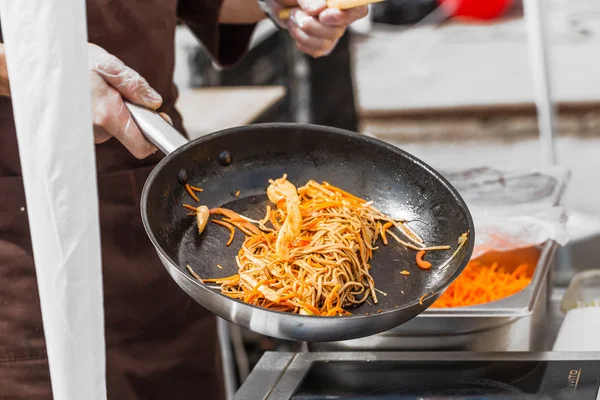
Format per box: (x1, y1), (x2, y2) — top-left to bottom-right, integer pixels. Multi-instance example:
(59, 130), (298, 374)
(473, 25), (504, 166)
(553, 307), (600, 351)
(353, 0), (600, 111)
(0, 1), (106, 399)
(176, 86), (286, 138)
(174, 26), (200, 90)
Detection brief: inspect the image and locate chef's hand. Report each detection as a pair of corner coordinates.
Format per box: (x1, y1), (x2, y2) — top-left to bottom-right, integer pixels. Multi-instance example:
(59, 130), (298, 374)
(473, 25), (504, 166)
(88, 43), (172, 159)
(267, 0), (368, 58)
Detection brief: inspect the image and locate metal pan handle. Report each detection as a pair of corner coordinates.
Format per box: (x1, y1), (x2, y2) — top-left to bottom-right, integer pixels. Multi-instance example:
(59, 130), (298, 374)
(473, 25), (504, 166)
(124, 101), (188, 155)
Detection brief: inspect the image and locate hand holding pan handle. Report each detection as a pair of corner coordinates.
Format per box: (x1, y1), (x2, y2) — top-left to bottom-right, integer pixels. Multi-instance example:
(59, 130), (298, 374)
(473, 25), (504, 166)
(125, 101), (188, 155)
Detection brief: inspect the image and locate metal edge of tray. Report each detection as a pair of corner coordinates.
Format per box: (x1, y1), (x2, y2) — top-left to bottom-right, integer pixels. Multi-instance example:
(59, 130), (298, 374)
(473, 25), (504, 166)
(387, 240), (558, 328)
(236, 350), (600, 400)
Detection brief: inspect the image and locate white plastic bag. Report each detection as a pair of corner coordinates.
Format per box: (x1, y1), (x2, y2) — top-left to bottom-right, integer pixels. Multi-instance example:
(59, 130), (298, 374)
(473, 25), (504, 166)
(443, 166), (571, 259)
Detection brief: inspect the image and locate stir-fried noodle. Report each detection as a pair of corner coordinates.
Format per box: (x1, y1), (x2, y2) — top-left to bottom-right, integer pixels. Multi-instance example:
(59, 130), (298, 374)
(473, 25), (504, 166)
(184, 175), (467, 316)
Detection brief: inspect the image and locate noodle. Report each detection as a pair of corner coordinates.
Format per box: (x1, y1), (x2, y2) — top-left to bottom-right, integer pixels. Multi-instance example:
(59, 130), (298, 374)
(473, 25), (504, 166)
(186, 175), (462, 316)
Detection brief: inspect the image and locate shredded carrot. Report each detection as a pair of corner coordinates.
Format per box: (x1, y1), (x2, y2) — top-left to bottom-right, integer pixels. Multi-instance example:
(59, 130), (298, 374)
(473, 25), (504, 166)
(183, 204), (198, 212)
(416, 250), (431, 270)
(380, 221), (393, 245)
(400, 270), (410, 275)
(190, 185), (204, 192)
(202, 273), (240, 285)
(235, 190), (240, 197)
(431, 260), (533, 308)
(212, 219), (236, 246)
(185, 184), (200, 202)
(419, 293), (428, 305)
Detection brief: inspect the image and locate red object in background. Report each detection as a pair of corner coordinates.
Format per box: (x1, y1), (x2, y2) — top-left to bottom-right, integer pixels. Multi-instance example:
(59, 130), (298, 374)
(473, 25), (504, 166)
(438, 0), (514, 20)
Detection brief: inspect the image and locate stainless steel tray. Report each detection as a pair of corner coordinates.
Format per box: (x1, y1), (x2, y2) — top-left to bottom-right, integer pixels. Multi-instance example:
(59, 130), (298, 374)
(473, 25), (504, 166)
(310, 241), (558, 352)
(234, 350), (600, 400)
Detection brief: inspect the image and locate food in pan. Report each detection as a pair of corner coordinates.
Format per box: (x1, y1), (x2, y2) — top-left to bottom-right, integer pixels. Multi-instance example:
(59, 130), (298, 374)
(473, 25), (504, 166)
(430, 260), (533, 308)
(184, 175), (469, 316)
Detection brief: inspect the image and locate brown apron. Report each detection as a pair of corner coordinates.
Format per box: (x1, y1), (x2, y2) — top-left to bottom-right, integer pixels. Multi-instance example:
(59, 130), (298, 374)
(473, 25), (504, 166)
(0, 1), (254, 398)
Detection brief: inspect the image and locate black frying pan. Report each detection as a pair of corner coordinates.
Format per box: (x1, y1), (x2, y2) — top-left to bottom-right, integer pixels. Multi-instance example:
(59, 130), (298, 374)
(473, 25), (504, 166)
(127, 103), (474, 342)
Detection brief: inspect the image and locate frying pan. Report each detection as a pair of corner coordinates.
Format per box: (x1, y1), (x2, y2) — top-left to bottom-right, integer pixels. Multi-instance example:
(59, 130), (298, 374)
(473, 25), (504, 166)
(126, 103), (475, 342)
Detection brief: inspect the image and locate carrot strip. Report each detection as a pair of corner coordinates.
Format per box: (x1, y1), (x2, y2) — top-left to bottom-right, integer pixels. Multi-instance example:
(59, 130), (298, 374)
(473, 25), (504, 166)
(306, 201), (345, 212)
(416, 250), (432, 270)
(298, 302), (322, 316)
(189, 185), (204, 192)
(212, 219), (236, 246)
(380, 221), (393, 245)
(326, 307), (346, 316)
(203, 274), (240, 285)
(210, 207), (262, 235)
(183, 204), (198, 212)
(185, 184), (200, 202)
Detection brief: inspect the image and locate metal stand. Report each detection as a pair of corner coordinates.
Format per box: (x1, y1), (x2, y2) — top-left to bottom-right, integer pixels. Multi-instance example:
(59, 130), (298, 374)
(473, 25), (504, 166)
(217, 318), (237, 399)
(523, 0), (557, 165)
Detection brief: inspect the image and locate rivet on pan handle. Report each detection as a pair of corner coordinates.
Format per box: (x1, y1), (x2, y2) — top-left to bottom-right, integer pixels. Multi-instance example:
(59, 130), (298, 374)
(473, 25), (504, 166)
(125, 101), (188, 155)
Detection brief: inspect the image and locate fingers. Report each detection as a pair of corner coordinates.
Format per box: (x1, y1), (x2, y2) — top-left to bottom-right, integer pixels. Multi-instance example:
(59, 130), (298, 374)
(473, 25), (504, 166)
(276, 0), (299, 7)
(91, 53), (163, 111)
(283, 1), (369, 58)
(287, 9), (344, 57)
(318, 5), (368, 26)
(159, 112), (173, 126)
(297, 0), (327, 15)
(276, 0), (326, 15)
(90, 74), (157, 159)
(291, 9), (345, 39)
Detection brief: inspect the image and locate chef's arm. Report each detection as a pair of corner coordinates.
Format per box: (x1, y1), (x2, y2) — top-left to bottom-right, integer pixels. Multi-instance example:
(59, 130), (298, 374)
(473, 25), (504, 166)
(0, 44), (10, 96)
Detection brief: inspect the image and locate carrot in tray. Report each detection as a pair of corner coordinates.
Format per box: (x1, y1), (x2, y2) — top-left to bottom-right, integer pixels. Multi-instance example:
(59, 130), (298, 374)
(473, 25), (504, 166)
(430, 260), (533, 308)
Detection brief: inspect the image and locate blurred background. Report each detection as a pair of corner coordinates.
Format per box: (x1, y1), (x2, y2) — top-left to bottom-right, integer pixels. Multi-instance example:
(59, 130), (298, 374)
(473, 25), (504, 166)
(171, 0), (600, 386)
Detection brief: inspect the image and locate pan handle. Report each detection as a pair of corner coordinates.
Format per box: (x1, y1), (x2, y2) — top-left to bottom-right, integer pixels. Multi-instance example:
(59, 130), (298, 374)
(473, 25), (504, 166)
(124, 101), (188, 155)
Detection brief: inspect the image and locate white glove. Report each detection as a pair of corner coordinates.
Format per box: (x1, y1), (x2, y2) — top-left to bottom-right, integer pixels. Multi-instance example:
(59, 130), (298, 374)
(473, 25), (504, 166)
(263, 0), (368, 58)
(88, 43), (171, 159)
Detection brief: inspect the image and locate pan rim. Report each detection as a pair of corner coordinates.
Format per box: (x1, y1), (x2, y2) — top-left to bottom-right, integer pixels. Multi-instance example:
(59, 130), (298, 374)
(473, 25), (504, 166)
(140, 122), (475, 320)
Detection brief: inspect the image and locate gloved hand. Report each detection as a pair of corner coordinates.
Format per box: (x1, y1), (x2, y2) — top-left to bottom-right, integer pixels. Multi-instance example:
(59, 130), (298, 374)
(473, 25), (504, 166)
(264, 0), (368, 58)
(88, 43), (171, 159)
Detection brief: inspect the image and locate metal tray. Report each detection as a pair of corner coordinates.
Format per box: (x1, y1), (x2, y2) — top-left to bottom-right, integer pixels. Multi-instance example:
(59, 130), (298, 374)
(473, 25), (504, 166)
(310, 241), (558, 352)
(234, 351), (600, 400)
